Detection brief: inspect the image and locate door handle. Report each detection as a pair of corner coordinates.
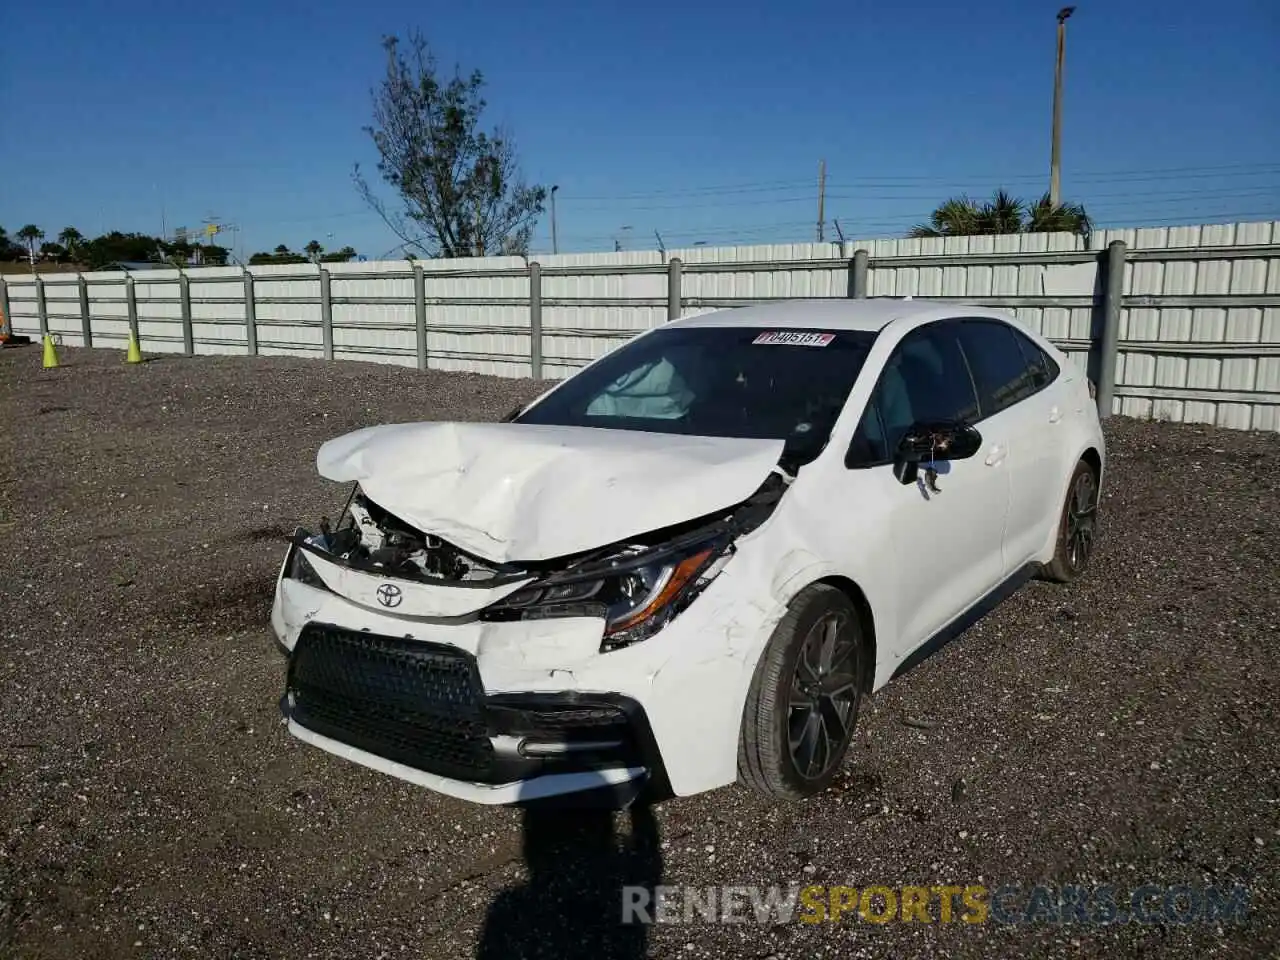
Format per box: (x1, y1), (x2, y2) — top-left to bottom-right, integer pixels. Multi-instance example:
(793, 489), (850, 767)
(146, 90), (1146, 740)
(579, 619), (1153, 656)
(1048, 406), (1063, 424)
(984, 444), (1007, 467)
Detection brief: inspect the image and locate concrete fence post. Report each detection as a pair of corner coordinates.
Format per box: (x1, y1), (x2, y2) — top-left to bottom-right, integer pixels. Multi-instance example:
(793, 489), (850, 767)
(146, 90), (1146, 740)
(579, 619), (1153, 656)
(529, 261), (543, 379)
(1096, 240), (1126, 418)
(413, 263), (428, 371)
(319, 266), (334, 361)
(243, 271), (258, 356)
(125, 274), (140, 346)
(0, 278), (9, 335)
(78, 275), (92, 348)
(849, 249), (870, 299)
(178, 271), (194, 356)
(667, 257), (682, 321)
(35, 276), (49, 337)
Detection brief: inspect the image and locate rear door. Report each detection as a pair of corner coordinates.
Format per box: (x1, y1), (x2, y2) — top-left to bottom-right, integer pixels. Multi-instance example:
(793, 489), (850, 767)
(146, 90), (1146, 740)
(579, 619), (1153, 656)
(845, 320), (1011, 660)
(955, 319), (1072, 566)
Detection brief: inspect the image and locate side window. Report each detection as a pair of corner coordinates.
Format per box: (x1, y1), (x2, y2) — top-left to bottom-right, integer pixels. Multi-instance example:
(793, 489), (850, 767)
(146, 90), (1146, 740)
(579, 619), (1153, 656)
(847, 323), (979, 467)
(956, 320), (1043, 418)
(895, 323), (980, 428)
(847, 393), (889, 465)
(1011, 328), (1060, 390)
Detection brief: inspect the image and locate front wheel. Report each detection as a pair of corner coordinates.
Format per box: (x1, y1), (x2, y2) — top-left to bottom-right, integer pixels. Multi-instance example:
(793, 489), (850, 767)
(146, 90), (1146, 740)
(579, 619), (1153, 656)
(737, 584), (865, 800)
(1041, 459), (1101, 584)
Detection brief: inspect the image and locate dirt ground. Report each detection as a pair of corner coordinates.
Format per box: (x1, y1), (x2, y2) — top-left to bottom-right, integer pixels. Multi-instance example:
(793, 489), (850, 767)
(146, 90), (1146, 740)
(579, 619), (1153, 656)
(2, 346), (1277, 960)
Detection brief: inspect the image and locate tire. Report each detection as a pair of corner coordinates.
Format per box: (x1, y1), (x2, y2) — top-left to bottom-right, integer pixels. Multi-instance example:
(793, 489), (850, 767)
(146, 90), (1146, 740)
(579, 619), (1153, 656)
(737, 584), (865, 800)
(1041, 459), (1101, 584)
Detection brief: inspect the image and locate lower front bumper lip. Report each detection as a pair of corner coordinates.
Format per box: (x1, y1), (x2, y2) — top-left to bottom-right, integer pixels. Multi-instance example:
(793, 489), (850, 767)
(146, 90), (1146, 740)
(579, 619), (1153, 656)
(284, 716), (647, 805)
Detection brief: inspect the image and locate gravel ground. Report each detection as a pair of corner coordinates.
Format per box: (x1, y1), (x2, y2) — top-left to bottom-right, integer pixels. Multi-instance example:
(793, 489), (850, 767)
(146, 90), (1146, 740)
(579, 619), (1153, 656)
(2, 346), (1277, 960)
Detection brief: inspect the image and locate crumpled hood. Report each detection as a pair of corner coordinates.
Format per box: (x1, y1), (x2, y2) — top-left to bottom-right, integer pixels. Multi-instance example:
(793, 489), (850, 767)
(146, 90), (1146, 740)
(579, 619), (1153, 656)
(316, 421), (785, 563)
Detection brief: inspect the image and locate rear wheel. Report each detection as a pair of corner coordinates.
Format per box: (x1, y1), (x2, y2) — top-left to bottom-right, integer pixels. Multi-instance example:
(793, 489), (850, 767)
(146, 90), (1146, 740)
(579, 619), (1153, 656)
(1042, 459), (1100, 583)
(737, 584), (865, 800)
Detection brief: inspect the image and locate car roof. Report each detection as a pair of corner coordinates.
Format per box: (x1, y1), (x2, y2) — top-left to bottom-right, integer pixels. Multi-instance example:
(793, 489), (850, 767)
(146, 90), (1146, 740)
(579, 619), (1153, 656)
(669, 298), (1001, 333)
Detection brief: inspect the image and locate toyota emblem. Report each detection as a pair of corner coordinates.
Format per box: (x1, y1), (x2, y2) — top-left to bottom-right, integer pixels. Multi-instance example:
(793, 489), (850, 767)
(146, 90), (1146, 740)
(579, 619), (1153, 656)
(376, 583), (403, 608)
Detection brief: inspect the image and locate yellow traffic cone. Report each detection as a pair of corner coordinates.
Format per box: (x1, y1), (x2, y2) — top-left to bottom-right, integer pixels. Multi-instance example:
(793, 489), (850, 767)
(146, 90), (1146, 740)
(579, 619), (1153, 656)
(42, 334), (59, 369)
(125, 332), (143, 364)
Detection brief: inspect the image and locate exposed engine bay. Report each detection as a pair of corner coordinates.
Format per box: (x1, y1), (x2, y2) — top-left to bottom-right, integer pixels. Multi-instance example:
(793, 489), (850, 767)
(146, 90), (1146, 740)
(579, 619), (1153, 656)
(312, 490), (511, 583)
(297, 467), (792, 597)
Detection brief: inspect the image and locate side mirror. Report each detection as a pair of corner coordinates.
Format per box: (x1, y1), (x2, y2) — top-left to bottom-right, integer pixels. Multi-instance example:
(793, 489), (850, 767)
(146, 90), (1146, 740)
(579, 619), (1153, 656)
(891, 421), (982, 485)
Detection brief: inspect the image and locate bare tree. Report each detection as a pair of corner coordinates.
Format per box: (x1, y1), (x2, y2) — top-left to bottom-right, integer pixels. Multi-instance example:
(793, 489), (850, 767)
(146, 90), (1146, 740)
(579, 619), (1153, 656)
(354, 32), (546, 258)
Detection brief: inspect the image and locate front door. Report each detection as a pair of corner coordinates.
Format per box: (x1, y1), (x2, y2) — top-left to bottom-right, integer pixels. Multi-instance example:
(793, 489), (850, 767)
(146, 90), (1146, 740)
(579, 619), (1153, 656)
(845, 321), (1012, 660)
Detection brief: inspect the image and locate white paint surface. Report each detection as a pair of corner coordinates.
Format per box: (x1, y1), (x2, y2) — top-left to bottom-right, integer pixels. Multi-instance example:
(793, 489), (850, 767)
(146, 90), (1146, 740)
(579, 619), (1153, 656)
(316, 420), (784, 562)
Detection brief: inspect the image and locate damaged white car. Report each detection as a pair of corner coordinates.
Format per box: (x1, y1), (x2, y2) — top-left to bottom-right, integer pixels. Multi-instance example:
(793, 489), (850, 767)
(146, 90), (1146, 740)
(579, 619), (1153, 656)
(271, 299), (1105, 806)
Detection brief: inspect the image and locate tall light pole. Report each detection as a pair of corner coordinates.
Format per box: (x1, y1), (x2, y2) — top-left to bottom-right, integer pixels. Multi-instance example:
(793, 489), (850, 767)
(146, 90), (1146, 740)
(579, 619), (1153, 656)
(1050, 6), (1075, 207)
(550, 185), (559, 254)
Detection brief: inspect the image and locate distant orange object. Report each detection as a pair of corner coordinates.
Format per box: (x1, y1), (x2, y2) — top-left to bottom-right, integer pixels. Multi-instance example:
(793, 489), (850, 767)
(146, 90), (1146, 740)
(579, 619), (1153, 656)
(0, 301), (30, 346)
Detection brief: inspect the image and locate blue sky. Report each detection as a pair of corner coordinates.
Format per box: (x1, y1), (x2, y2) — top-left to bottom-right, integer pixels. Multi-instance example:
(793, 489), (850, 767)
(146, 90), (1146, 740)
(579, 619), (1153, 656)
(3, 0), (1277, 259)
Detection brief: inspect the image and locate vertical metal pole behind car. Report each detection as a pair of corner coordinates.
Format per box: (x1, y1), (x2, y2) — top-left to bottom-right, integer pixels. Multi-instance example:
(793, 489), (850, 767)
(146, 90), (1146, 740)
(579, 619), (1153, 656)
(125, 275), (140, 348)
(528, 261), (542, 379)
(1096, 240), (1126, 418)
(35, 277), (48, 338)
(319, 266), (334, 361)
(849, 249), (870, 299)
(179, 270), (194, 357)
(243, 270), (258, 356)
(414, 263), (428, 371)
(667, 257), (682, 321)
(78, 274), (92, 348)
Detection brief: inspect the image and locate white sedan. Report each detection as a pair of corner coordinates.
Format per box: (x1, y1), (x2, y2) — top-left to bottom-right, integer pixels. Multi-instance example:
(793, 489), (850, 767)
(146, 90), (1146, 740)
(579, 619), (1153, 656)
(270, 299), (1104, 806)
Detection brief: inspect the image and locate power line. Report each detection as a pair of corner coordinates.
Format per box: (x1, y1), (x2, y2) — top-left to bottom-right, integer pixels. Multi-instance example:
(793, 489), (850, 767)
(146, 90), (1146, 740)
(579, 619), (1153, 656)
(560, 185), (1280, 214)
(561, 162), (1280, 202)
(554, 208), (1279, 249)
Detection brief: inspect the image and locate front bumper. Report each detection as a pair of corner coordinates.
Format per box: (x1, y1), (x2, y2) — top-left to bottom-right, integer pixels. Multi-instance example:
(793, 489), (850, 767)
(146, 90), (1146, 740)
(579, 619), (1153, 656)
(279, 621), (669, 806)
(271, 542), (784, 803)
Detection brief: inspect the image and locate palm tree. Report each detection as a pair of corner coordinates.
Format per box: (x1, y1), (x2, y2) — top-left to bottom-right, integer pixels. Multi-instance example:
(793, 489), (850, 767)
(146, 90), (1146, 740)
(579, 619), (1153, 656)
(975, 189), (1025, 234)
(57, 226), (85, 260)
(16, 224), (44, 262)
(910, 189), (1090, 240)
(1026, 192), (1092, 239)
(908, 196), (979, 238)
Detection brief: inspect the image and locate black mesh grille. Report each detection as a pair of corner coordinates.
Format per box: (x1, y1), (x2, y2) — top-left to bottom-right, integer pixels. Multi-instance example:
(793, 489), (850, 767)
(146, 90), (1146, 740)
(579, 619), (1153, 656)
(287, 624), (493, 780)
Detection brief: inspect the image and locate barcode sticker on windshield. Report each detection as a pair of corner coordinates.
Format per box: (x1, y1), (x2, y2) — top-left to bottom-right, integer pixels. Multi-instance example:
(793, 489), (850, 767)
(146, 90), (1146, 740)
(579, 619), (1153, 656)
(752, 330), (835, 347)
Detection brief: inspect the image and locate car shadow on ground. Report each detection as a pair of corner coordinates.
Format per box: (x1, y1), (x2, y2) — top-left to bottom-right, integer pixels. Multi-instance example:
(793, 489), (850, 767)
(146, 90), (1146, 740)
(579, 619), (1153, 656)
(475, 796), (663, 960)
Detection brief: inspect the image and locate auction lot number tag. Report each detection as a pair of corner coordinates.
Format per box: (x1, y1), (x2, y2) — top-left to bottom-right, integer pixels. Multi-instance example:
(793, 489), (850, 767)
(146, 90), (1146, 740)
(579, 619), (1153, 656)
(752, 330), (835, 347)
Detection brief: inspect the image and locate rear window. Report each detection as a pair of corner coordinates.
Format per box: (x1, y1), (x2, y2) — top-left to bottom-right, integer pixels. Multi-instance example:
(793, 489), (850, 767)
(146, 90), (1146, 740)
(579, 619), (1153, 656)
(517, 325), (878, 466)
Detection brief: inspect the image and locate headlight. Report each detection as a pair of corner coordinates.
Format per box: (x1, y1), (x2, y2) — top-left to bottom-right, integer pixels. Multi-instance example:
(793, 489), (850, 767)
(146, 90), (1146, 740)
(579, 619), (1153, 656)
(286, 533), (331, 590)
(484, 536), (730, 650)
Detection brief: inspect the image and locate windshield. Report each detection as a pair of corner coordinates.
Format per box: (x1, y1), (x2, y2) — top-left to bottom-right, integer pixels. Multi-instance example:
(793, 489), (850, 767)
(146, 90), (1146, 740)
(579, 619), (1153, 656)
(516, 325), (878, 466)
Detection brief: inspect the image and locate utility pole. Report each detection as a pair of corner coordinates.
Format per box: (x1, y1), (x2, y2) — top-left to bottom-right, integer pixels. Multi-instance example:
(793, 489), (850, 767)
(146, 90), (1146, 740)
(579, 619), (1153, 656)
(816, 159), (826, 242)
(550, 185), (559, 254)
(1050, 6), (1075, 207)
